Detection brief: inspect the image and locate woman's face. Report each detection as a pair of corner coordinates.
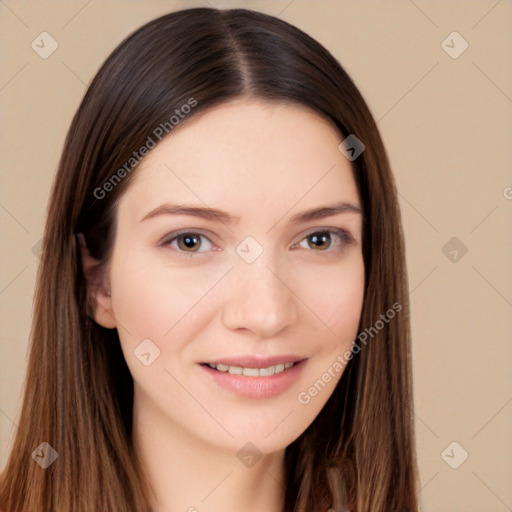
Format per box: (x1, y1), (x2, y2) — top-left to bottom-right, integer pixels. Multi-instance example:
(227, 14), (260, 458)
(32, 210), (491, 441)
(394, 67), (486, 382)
(90, 98), (364, 454)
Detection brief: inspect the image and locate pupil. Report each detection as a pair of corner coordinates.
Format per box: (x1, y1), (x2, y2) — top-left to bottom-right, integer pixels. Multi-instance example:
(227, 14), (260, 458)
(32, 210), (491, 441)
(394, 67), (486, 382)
(181, 234), (198, 250)
(310, 232), (330, 250)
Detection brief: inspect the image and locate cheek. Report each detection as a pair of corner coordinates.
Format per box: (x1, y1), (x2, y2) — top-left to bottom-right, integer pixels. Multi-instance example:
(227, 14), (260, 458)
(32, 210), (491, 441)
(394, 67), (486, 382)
(109, 253), (221, 350)
(110, 260), (169, 337)
(302, 254), (365, 347)
(109, 255), (211, 403)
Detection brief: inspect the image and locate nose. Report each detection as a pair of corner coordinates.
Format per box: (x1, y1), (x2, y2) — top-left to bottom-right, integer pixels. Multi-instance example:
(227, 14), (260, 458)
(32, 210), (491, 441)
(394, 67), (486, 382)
(221, 255), (299, 339)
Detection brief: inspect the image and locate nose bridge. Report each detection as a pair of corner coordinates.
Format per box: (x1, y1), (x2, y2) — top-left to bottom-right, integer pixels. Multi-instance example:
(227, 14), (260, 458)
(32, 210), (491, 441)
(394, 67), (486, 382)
(221, 241), (298, 337)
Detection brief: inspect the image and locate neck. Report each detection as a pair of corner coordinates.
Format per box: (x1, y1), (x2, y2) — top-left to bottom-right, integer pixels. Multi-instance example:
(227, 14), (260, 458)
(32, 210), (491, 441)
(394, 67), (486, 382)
(131, 385), (286, 512)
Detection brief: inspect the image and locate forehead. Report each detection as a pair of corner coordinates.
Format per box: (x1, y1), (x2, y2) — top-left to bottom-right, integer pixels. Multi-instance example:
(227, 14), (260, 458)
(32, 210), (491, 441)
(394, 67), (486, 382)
(119, 98), (359, 222)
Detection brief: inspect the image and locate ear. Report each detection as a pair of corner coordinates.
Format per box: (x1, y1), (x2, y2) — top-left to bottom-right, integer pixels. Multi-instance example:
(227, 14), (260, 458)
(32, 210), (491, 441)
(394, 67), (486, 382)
(77, 233), (117, 329)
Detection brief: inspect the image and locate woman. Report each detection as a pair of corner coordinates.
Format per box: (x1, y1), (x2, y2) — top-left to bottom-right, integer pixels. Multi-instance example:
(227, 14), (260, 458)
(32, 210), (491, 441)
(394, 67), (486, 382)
(0, 7), (419, 512)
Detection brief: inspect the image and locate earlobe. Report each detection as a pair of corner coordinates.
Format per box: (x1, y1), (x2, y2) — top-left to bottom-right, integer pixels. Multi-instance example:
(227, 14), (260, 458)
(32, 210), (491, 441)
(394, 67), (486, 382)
(76, 233), (117, 329)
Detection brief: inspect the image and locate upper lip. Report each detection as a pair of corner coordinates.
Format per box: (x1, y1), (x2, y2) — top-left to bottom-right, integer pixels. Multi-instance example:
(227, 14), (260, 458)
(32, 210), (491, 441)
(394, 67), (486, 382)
(202, 355), (306, 368)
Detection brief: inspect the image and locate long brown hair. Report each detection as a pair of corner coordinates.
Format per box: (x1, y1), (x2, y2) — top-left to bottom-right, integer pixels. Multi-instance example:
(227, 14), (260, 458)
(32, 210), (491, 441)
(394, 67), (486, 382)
(0, 8), (418, 511)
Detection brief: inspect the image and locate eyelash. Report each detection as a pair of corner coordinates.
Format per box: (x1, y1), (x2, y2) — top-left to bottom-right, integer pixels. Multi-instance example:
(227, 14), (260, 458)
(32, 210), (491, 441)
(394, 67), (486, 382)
(160, 228), (354, 257)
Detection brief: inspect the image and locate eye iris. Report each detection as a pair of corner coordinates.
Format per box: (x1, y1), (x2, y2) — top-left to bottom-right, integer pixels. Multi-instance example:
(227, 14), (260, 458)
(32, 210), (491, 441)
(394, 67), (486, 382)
(178, 234), (200, 252)
(308, 231), (331, 250)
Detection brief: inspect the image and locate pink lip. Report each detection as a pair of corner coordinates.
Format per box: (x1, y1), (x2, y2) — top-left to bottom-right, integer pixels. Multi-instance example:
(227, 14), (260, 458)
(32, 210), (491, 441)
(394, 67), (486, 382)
(203, 355), (304, 367)
(199, 359), (307, 399)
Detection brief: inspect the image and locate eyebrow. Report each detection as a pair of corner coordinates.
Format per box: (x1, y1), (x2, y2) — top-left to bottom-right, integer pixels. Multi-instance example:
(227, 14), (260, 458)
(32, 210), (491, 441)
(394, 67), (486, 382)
(139, 201), (362, 225)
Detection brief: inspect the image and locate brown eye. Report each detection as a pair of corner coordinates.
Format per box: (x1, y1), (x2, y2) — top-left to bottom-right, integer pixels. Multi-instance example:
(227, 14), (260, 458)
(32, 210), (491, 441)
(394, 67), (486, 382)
(296, 228), (352, 253)
(307, 231), (332, 250)
(163, 231), (213, 254)
(177, 233), (201, 252)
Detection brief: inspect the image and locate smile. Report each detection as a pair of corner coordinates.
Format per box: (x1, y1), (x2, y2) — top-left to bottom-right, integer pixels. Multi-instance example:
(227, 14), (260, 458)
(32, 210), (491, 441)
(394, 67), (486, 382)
(206, 361), (296, 377)
(199, 358), (307, 399)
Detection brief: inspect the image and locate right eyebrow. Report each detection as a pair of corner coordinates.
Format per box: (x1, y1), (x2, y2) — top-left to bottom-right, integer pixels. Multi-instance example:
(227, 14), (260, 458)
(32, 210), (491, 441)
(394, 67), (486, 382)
(139, 203), (240, 225)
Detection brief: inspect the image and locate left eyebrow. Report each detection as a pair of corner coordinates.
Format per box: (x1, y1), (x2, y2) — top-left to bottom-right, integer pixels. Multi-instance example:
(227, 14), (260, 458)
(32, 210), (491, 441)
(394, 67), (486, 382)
(288, 201), (362, 224)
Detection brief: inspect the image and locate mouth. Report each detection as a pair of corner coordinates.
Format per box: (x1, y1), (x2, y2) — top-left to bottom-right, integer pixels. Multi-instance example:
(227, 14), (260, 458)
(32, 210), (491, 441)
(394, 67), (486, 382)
(200, 360), (301, 377)
(199, 357), (307, 398)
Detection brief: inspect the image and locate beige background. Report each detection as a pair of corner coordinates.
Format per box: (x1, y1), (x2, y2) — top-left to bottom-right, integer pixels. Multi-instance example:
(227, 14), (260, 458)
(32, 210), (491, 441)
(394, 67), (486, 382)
(1, 1), (511, 510)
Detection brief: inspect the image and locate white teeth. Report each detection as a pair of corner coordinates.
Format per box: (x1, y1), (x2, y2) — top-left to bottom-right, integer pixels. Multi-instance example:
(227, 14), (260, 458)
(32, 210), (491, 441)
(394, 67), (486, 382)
(259, 366), (274, 376)
(206, 361), (297, 377)
(242, 367), (260, 377)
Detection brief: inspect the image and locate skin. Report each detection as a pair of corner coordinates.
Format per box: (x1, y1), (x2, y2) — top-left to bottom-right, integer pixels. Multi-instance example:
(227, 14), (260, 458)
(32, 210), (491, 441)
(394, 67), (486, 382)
(82, 98), (365, 512)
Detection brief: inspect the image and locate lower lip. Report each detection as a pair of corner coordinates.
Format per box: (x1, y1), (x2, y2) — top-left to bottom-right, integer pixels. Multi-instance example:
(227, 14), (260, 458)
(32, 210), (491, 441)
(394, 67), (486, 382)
(200, 360), (306, 399)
